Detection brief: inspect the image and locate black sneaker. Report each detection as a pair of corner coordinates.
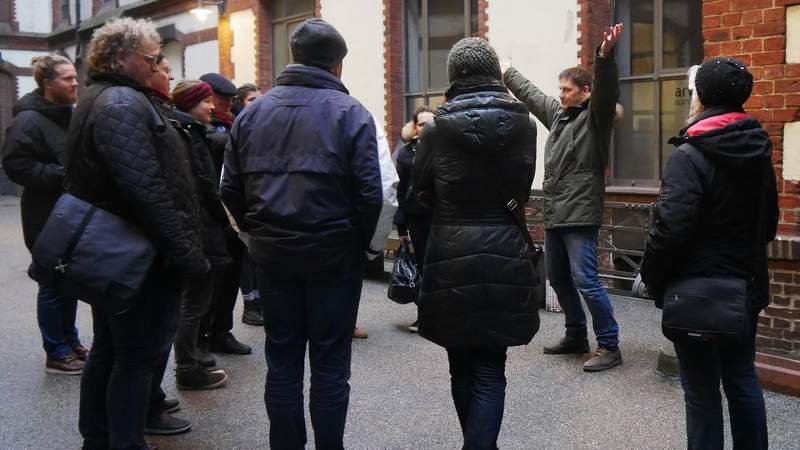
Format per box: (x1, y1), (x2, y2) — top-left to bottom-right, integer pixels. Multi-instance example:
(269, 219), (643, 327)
(543, 336), (591, 355)
(209, 332), (252, 355)
(242, 301), (264, 326)
(196, 345), (216, 368)
(144, 412), (191, 435)
(583, 347), (623, 372)
(162, 398), (181, 414)
(176, 366), (228, 391)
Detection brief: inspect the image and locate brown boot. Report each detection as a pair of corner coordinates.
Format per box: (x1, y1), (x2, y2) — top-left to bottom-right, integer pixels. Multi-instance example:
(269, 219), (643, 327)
(45, 353), (84, 375)
(72, 345), (90, 361)
(353, 327), (368, 339)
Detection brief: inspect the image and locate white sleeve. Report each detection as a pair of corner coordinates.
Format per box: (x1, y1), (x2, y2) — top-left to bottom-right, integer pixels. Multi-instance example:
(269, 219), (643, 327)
(366, 116), (399, 260)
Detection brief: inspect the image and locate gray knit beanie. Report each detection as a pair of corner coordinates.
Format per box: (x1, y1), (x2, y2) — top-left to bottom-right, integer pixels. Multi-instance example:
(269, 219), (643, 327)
(447, 37), (502, 83)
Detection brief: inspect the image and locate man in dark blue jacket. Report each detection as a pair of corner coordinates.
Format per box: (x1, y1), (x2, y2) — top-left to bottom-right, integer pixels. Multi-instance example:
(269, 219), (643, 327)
(220, 18), (382, 450)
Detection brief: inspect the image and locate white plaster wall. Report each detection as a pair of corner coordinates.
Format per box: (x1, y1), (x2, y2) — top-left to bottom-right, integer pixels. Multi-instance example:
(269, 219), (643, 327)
(119, 0), (140, 6)
(487, 0), (579, 189)
(184, 40), (219, 79)
(230, 9), (257, 87)
(784, 122), (800, 181)
(788, 6), (800, 64)
(320, 0), (386, 129)
(154, 11), (219, 34)
(62, 45), (78, 62)
(162, 41), (184, 88)
(16, 0), (52, 33)
(0, 49), (50, 69)
(16, 76), (37, 98)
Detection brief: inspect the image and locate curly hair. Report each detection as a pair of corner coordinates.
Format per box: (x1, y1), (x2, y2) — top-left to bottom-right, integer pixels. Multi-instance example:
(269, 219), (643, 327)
(86, 17), (161, 74)
(31, 54), (73, 89)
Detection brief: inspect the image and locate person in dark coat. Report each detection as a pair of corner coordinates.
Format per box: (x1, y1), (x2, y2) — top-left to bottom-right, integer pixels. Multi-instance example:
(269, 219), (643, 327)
(1, 54), (87, 375)
(394, 105), (434, 333)
(413, 37), (539, 450)
(168, 79), (232, 391)
(220, 18), (382, 450)
(641, 57), (778, 450)
(502, 24), (624, 372)
(67, 18), (209, 450)
(197, 72), (252, 356)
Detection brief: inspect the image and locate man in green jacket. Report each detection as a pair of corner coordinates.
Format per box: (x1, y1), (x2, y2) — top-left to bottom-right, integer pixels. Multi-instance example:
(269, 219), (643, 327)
(502, 24), (624, 372)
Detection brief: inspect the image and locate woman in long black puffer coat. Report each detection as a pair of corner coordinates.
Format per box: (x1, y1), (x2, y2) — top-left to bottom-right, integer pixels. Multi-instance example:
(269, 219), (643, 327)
(413, 37), (539, 449)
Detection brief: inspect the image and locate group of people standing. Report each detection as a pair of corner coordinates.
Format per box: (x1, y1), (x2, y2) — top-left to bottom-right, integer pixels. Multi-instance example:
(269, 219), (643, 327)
(0, 12), (777, 450)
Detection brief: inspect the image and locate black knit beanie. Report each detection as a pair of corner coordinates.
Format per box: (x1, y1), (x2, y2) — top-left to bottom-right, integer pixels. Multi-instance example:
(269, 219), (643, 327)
(290, 18), (348, 70)
(695, 56), (753, 108)
(447, 37), (502, 83)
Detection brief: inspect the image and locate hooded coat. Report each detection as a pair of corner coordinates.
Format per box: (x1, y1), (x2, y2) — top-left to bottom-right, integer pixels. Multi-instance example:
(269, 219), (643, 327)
(641, 108), (779, 310)
(1, 90), (71, 250)
(414, 86), (540, 349)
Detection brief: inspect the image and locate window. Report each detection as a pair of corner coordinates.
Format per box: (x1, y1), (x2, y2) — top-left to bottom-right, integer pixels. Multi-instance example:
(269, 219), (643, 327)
(61, 0), (71, 25)
(405, 0), (478, 117)
(611, 0), (702, 188)
(270, 0), (315, 82)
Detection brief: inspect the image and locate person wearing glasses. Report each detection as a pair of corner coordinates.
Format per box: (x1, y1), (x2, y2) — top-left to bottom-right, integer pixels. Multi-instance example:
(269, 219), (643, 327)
(66, 18), (209, 450)
(393, 105), (435, 333)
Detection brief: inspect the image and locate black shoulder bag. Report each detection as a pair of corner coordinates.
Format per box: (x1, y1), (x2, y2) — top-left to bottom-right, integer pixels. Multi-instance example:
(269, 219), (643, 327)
(506, 198), (544, 266)
(660, 167), (767, 343)
(28, 86), (157, 315)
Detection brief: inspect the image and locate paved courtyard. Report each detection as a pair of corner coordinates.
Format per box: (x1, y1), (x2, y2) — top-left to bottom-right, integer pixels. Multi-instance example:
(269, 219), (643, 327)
(0, 195), (798, 450)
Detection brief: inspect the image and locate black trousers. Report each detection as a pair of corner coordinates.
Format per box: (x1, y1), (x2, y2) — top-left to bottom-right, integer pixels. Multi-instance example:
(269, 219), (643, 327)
(201, 234), (245, 338)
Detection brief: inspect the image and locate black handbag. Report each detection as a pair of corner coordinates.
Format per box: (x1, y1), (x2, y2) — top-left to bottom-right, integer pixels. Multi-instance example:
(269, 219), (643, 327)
(387, 241), (420, 305)
(28, 194), (157, 315)
(506, 198), (544, 266)
(660, 165), (768, 342)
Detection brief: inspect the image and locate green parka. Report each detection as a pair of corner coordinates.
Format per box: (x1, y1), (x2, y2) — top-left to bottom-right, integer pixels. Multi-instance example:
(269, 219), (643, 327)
(503, 48), (619, 229)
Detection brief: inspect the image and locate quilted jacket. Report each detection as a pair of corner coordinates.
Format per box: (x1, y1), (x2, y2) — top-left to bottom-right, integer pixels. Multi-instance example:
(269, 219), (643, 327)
(64, 72), (209, 274)
(414, 85), (540, 349)
(221, 64), (383, 272)
(1, 90), (71, 250)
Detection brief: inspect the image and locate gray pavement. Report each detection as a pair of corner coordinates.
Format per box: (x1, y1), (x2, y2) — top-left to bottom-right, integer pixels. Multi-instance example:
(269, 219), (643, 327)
(0, 194), (798, 450)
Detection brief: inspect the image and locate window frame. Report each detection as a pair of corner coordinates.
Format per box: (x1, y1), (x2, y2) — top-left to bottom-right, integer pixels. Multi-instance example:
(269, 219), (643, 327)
(609, 0), (702, 190)
(403, 0), (478, 120)
(270, 0), (315, 83)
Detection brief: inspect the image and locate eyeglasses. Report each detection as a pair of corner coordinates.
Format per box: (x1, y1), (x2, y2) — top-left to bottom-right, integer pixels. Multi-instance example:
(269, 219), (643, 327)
(126, 48), (165, 66)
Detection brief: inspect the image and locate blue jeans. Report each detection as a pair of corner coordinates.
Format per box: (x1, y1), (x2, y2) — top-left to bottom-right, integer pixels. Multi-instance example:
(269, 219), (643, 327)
(79, 269), (181, 450)
(673, 313), (767, 450)
(545, 226), (619, 348)
(447, 348), (508, 450)
(257, 262), (363, 450)
(37, 285), (81, 359)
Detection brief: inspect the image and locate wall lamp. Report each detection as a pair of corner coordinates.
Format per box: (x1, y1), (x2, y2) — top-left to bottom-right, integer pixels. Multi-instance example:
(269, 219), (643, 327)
(190, 0), (226, 21)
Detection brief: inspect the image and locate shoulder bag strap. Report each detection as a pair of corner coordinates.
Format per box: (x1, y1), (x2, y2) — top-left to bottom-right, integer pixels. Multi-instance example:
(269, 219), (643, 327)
(506, 198), (543, 262)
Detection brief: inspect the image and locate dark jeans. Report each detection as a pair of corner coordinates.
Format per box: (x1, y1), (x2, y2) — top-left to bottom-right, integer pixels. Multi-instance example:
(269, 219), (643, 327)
(545, 226), (619, 348)
(673, 313), (767, 450)
(257, 261), (363, 450)
(79, 270), (181, 450)
(175, 267), (223, 368)
(447, 348), (508, 450)
(241, 251), (259, 301)
(202, 235), (245, 337)
(37, 285), (81, 358)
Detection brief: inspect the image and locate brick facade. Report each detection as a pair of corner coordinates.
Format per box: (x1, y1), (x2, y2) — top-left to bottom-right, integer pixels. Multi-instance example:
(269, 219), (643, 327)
(383, 0), (404, 147)
(578, 0), (611, 70)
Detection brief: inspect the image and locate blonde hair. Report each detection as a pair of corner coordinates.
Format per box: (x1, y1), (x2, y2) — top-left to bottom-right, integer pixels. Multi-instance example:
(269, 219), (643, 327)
(86, 17), (161, 74)
(31, 54), (73, 90)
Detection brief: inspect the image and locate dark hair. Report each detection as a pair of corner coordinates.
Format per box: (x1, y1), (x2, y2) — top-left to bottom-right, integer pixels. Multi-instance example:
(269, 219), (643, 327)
(236, 83), (259, 102)
(413, 105), (435, 125)
(558, 66), (592, 90)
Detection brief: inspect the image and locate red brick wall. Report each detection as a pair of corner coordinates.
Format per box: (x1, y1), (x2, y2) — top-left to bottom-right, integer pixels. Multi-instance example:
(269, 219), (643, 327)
(703, 0), (800, 359)
(383, 0), (404, 146)
(578, 0), (611, 70)
(477, 0), (489, 38)
(218, 0), (273, 91)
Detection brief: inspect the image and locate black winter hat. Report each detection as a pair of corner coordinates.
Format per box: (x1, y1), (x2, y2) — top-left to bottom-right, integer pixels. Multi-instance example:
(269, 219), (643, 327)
(447, 37), (502, 83)
(200, 73), (237, 97)
(290, 18), (348, 70)
(695, 56), (753, 108)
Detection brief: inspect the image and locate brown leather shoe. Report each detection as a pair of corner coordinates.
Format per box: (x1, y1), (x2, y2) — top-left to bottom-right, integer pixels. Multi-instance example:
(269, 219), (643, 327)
(353, 327), (368, 339)
(146, 441), (159, 450)
(72, 346), (90, 361)
(45, 353), (84, 375)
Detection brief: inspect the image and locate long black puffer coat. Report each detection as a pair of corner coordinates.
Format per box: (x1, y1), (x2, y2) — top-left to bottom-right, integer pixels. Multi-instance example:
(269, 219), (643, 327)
(641, 107), (779, 310)
(1, 90), (71, 250)
(414, 85), (540, 349)
(64, 72), (209, 275)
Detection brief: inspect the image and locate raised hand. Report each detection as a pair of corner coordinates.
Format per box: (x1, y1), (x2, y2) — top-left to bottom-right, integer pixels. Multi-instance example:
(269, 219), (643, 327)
(600, 23), (624, 57)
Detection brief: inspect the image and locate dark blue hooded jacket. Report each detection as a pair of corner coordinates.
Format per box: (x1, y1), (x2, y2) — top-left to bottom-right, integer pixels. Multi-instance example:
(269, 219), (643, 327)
(220, 64), (382, 272)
